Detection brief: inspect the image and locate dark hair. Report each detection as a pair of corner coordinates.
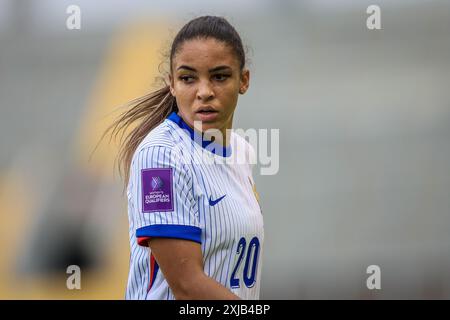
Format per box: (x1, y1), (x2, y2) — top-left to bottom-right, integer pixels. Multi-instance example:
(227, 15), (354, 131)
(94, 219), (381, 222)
(170, 16), (245, 71)
(99, 16), (246, 190)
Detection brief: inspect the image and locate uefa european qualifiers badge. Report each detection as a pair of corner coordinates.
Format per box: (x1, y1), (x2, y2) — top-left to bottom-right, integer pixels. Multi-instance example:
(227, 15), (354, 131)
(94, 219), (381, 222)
(141, 168), (174, 212)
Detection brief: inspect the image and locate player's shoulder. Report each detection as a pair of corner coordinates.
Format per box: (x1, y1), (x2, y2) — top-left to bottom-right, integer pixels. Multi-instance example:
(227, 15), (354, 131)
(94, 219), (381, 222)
(132, 119), (184, 162)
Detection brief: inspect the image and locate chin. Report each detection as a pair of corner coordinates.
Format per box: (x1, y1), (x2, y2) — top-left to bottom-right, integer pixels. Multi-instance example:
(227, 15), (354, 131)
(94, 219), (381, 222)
(199, 122), (221, 132)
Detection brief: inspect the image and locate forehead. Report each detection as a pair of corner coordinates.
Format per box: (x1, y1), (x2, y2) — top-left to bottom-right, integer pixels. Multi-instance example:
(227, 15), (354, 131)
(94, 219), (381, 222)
(173, 38), (239, 70)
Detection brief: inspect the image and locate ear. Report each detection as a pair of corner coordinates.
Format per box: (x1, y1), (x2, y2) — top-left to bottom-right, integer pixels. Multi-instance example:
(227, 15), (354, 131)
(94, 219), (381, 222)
(239, 69), (250, 94)
(168, 74), (175, 97)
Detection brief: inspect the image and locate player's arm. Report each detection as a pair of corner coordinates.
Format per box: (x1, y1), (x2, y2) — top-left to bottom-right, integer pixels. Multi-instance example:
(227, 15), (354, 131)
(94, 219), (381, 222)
(148, 238), (240, 300)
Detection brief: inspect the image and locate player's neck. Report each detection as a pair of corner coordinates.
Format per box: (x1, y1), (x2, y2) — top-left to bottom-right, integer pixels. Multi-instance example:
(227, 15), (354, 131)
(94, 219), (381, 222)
(215, 115), (233, 147)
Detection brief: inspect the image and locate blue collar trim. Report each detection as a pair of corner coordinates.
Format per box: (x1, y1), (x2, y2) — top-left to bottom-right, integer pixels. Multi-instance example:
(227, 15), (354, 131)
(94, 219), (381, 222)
(167, 111), (232, 157)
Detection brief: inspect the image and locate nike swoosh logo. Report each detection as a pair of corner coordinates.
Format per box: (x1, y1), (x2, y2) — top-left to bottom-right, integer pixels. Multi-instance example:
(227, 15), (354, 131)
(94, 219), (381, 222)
(208, 194), (226, 206)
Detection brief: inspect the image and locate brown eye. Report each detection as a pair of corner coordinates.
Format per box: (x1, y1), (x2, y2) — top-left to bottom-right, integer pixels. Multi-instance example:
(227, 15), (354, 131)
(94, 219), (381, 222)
(179, 75), (195, 83)
(213, 74), (230, 81)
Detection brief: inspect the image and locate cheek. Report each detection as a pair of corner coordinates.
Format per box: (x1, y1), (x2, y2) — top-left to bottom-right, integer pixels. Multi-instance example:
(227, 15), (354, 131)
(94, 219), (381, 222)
(219, 83), (240, 106)
(174, 84), (196, 102)
(227, 95), (239, 113)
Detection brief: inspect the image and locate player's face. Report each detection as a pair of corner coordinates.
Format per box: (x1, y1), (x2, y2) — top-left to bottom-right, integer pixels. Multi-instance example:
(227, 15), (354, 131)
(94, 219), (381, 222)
(169, 37), (249, 140)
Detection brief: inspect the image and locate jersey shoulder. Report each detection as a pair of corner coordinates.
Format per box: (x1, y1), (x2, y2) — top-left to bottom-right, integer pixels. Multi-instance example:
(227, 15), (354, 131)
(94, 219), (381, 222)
(136, 119), (177, 152)
(130, 120), (184, 166)
(131, 119), (192, 169)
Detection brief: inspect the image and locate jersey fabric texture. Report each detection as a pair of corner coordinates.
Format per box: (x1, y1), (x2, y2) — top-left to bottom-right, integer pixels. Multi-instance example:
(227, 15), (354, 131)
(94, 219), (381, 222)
(125, 111), (264, 300)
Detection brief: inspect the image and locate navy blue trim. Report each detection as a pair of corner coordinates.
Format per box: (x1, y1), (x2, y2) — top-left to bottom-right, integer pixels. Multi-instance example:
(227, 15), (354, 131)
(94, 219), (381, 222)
(167, 111), (232, 157)
(136, 224), (202, 244)
(151, 262), (159, 289)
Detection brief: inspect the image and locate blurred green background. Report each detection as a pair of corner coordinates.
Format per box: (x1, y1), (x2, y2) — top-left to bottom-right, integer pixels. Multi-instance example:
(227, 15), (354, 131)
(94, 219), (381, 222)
(1, 0), (450, 299)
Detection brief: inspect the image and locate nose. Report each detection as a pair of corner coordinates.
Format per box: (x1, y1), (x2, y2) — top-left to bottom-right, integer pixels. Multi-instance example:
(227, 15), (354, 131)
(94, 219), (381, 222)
(196, 80), (214, 101)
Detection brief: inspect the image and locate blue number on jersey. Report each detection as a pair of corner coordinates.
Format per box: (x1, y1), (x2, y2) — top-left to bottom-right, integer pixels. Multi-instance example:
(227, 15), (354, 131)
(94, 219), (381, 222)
(230, 236), (260, 289)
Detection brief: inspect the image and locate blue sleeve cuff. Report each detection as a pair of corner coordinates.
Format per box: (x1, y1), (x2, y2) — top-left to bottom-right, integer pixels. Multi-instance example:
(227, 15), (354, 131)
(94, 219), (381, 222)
(136, 224), (202, 244)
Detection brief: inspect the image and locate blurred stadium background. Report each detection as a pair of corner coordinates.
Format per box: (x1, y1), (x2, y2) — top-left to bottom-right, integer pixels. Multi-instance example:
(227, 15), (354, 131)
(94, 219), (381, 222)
(1, 0), (450, 299)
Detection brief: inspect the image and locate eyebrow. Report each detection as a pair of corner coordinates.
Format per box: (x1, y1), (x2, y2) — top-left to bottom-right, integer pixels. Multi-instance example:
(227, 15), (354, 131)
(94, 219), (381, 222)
(177, 65), (232, 72)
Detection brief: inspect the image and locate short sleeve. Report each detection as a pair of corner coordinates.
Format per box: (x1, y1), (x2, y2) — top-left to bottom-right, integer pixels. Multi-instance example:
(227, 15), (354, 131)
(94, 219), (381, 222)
(130, 145), (201, 247)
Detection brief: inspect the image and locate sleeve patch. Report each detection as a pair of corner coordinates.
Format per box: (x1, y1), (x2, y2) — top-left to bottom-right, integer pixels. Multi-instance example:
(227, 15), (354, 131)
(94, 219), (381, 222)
(141, 168), (174, 212)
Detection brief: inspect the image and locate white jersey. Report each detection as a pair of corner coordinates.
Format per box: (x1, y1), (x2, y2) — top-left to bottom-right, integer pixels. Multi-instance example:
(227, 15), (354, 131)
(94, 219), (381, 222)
(125, 111), (264, 300)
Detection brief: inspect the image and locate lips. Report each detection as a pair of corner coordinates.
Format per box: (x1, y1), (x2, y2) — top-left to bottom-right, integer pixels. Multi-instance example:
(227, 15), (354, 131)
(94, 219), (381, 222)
(196, 106), (217, 113)
(196, 106), (219, 122)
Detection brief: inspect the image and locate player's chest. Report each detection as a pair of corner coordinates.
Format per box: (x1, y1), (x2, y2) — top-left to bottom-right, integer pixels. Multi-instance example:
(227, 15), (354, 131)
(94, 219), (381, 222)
(192, 164), (263, 238)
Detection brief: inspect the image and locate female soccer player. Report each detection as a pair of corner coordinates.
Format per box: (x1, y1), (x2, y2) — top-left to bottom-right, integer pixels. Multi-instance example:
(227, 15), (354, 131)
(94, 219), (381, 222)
(108, 16), (263, 300)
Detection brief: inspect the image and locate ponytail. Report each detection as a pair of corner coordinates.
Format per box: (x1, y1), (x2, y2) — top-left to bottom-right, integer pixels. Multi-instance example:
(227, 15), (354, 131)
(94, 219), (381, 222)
(100, 84), (177, 190)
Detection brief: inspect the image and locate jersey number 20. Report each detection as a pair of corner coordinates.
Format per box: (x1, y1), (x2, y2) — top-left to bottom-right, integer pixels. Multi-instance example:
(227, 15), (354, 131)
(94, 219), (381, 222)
(230, 236), (260, 288)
